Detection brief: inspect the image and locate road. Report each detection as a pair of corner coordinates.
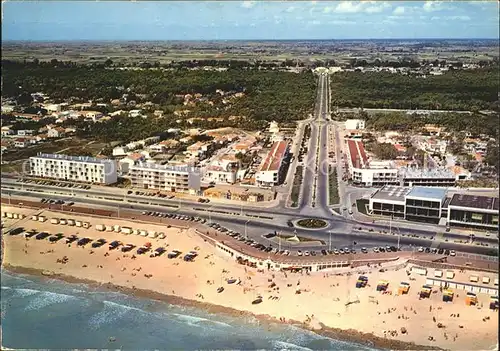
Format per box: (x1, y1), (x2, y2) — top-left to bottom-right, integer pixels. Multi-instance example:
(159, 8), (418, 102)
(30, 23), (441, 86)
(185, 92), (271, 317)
(3, 184), (498, 258)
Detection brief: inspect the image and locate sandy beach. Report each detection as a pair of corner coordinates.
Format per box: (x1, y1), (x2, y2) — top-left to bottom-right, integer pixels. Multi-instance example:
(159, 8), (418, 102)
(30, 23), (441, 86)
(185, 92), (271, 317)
(2, 205), (498, 350)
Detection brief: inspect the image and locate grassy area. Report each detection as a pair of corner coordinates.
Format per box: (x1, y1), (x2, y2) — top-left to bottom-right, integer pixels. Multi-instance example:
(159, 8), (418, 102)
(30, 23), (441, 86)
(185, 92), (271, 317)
(328, 166), (339, 205)
(1, 138), (108, 163)
(0, 162), (25, 175)
(356, 199), (369, 215)
(290, 165), (303, 207)
(296, 218), (328, 229)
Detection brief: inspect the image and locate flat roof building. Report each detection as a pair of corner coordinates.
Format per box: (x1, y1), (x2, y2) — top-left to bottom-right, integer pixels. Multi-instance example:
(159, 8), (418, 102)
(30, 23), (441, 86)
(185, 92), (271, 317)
(129, 163), (201, 193)
(400, 167), (457, 187)
(405, 187), (448, 224)
(29, 153), (117, 185)
(369, 185), (411, 218)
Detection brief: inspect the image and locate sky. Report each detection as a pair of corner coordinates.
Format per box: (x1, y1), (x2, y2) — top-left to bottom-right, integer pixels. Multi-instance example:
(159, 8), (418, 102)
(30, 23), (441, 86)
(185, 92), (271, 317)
(2, 1), (499, 41)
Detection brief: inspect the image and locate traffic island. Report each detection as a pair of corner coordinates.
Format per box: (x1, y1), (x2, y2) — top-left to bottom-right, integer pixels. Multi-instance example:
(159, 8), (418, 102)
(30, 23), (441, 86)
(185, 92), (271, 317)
(295, 218), (328, 229)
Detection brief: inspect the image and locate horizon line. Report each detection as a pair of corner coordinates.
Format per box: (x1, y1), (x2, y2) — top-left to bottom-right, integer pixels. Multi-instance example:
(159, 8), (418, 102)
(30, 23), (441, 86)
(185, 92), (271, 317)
(2, 38), (499, 43)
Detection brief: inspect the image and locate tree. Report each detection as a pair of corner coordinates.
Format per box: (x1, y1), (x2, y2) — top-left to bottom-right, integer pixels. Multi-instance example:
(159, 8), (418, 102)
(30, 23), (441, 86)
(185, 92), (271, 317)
(372, 143), (398, 160)
(484, 140), (499, 171)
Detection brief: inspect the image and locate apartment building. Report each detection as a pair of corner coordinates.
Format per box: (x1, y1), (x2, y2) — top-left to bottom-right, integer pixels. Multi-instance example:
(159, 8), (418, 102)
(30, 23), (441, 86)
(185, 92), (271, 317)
(29, 153), (118, 185)
(347, 139), (399, 187)
(255, 141), (289, 188)
(204, 156), (240, 184)
(129, 163), (201, 193)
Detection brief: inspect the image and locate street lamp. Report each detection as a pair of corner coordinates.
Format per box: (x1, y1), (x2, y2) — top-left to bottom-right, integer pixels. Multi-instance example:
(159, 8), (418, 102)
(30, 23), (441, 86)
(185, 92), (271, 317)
(244, 219), (250, 240)
(208, 205), (213, 224)
(329, 230), (332, 252)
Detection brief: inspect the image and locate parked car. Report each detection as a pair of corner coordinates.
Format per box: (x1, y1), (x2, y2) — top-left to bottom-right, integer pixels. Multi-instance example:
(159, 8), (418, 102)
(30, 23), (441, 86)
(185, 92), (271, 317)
(35, 232), (51, 240)
(92, 239), (106, 248)
(77, 238), (92, 246)
(65, 234), (78, 244)
(150, 247), (166, 257)
(49, 233), (64, 242)
(109, 241), (121, 250)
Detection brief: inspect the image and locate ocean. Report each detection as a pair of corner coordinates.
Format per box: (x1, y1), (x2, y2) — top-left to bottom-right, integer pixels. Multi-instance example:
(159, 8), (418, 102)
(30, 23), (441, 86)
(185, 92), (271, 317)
(0, 270), (380, 350)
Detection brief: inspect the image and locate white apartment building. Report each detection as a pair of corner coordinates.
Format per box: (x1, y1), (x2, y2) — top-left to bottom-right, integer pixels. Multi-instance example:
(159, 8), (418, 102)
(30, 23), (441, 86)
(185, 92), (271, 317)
(347, 139), (399, 187)
(29, 153), (118, 185)
(113, 146), (129, 156)
(255, 141), (289, 188)
(204, 157), (240, 184)
(345, 119), (366, 130)
(129, 163), (201, 193)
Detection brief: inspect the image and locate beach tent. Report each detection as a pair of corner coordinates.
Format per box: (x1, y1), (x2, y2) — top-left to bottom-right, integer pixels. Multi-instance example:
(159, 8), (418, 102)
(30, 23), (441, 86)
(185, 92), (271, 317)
(466, 292), (478, 306)
(442, 289), (454, 302)
(398, 282), (410, 295)
(489, 296), (498, 310)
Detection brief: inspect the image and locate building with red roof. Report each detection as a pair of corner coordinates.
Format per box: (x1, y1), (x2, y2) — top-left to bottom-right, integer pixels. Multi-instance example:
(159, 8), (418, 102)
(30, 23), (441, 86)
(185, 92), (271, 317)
(255, 141), (289, 187)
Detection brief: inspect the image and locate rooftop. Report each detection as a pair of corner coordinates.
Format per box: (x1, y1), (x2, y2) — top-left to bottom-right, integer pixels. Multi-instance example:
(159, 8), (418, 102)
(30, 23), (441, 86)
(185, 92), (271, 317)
(400, 167), (455, 179)
(31, 153), (113, 165)
(371, 185), (412, 202)
(258, 141), (288, 172)
(407, 186), (447, 201)
(347, 139), (369, 169)
(131, 162), (200, 174)
(449, 194), (499, 211)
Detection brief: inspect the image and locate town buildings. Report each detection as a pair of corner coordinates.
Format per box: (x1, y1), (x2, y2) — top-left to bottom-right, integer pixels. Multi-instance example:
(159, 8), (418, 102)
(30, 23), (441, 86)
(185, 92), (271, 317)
(129, 163), (201, 193)
(29, 153), (118, 185)
(369, 185), (499, 230)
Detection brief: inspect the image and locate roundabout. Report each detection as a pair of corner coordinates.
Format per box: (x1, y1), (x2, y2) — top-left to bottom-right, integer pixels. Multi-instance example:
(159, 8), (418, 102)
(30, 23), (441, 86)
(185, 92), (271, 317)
(295, 218), (328, 229)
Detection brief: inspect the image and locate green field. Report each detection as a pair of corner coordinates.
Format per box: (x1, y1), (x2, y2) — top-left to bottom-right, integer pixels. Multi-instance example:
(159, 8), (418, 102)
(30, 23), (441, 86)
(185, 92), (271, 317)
(290, 166), (303, 207)
(328, 167), (339, 205)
